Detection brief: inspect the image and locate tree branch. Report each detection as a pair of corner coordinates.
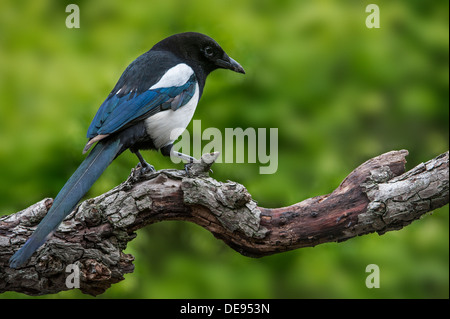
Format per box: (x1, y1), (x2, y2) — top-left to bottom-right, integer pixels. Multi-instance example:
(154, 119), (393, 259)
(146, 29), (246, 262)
(0, 150), (448, 296)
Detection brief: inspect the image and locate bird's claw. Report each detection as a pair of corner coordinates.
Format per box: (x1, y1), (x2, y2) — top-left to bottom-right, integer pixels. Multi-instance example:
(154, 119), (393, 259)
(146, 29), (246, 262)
(184, 162), (213, 175)
(137, 162), (155, 174)
(184, 163), (193, 174)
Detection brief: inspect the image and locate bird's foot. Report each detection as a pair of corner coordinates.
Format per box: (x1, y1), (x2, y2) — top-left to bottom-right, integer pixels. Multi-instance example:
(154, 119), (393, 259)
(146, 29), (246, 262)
(184, 152), (220, 177)
(132, 150), (155, 175)
(184, 162), (213, 175)
(129, 161), (155, 182)
(137, 161), (155, 174)
(184, 162), (195, 174)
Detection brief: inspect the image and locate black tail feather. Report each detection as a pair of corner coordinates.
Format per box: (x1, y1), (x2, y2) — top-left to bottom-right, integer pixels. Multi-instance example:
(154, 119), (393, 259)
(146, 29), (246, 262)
(9, 138), (123, 268)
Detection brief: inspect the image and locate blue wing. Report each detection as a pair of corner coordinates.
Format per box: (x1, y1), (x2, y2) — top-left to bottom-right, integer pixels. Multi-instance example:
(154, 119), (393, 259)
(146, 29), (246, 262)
(87, 74), (197, 138)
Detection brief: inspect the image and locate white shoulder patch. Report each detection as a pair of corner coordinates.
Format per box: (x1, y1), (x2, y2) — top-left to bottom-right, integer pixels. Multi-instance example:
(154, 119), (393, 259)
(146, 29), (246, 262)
(145, 83), (199, 149)
(150, 63), (194, 90)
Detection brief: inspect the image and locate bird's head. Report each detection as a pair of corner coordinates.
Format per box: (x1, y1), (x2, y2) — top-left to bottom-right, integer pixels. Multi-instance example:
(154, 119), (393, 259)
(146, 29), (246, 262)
(152, 32), (245, 76)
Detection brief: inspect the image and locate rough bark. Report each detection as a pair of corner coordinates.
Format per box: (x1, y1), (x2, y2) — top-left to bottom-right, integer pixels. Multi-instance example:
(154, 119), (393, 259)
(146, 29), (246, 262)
(0, 150), (448, 296)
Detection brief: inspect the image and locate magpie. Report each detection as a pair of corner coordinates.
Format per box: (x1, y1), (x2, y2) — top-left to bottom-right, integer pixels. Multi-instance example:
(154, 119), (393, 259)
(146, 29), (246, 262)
(9, 32), (245, 268)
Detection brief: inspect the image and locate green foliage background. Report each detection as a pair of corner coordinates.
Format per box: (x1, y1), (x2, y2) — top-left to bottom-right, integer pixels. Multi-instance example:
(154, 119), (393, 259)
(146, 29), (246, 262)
(0, 0), (448, 298)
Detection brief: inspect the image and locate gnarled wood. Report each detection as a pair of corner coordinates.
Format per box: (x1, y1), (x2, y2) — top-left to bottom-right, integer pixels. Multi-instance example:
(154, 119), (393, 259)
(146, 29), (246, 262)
(0, 150), (448, 296)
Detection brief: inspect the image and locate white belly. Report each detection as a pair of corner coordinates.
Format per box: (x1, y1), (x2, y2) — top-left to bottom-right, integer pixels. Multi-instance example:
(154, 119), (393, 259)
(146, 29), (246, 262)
(144, 83), (199, 149)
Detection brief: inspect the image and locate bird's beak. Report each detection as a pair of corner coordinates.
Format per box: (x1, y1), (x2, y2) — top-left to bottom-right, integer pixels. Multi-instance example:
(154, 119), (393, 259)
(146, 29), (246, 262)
(216, 55), (245, 74)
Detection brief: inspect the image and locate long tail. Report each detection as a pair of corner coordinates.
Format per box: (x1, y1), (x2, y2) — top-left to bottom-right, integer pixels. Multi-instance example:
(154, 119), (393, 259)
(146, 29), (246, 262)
(9, 138), (123, 268)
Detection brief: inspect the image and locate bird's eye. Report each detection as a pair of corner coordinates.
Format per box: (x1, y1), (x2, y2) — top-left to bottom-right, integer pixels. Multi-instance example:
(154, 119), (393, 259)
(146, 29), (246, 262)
(204, 46), (214, 57)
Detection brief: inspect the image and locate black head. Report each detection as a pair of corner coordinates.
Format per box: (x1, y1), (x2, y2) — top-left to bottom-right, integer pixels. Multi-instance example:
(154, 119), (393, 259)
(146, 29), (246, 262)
(152, 32), (245, 76)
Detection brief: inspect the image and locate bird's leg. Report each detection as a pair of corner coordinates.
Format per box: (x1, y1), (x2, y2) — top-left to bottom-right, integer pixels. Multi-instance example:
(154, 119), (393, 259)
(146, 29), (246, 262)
(160, 144), (200, 173)
(175, 151), (200, 174)
(172, 151), (200, 164)
(134, 150), (155, 173)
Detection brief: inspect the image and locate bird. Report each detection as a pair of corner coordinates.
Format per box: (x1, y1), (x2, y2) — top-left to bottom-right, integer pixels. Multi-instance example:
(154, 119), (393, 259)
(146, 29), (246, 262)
(9, 32), (245, 268)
